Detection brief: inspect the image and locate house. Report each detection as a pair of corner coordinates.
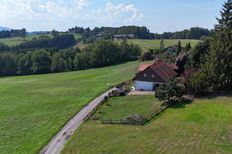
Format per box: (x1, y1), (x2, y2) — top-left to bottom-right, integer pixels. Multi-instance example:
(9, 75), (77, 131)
(160, 45), (178, 56)
(96, 33), (104, 39)
(113, 34), (135, 40)
(133, 60), (177, 91)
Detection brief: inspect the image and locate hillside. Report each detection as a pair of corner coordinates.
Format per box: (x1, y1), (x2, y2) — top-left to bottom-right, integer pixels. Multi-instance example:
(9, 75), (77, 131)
(0, 61), (139, 154)
(0, 35), (51, 46)
(125, 39), (201, 52)
(63, 96), (232, 154)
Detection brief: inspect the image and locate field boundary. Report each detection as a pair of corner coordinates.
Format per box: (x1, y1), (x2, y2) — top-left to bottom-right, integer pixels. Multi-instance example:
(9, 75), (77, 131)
(101, 104), (167, 126)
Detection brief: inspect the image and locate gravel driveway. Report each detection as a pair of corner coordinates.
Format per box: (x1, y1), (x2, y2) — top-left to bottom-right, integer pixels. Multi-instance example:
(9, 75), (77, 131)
(40, 87), (116, 154)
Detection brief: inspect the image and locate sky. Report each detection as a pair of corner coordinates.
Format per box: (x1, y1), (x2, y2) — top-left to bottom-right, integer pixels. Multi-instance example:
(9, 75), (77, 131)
(0, 0), (226, 33)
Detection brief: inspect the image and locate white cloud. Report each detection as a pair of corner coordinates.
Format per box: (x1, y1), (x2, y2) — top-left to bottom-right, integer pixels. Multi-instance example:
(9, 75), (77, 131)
(105, 2), (144, 22)
(76, 0), (89, 10)
(0, 0), (144, 30)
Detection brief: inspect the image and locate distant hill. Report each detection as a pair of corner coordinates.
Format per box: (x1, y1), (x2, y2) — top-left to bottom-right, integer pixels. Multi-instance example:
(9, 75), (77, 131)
(27, 31), (50, 36)
(0, 26), (12, 31)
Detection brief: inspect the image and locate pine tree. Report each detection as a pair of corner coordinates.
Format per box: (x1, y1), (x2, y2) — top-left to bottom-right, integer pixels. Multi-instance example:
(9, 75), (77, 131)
(185, 42), (191, 51)
(204, 0), (232, 90)
(160, 39), (164, 50)
(177, 40), (182, 55)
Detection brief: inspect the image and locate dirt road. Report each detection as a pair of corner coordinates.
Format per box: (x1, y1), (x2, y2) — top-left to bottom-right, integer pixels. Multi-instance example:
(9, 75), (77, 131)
(40, 87), (116, 154)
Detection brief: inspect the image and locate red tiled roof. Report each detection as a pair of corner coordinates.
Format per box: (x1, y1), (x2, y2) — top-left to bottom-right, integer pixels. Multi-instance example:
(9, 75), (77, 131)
(137, 63), (152, 72)
(168, 64), (178, 70)
(134, 60), (177, 83)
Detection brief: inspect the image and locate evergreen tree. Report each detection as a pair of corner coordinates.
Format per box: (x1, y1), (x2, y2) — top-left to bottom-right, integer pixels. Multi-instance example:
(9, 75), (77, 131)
(51, 29), (59, 37)
(160, 39), (164, 50)
(177, 40), (182, 55)
(185, 42), (192, 51)
(204, 0), (232, 90)
(21, 28), (27, 41)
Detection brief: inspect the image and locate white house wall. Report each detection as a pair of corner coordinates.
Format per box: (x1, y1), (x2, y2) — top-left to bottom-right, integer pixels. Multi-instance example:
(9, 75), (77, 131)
(134, 81), (154, 91)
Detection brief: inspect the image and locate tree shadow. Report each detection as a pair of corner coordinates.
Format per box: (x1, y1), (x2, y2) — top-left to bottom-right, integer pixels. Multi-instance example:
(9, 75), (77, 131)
(167, 97), (194, 109)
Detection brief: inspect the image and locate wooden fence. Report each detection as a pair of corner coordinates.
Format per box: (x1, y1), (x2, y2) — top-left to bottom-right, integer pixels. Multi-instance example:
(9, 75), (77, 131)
(83, 96), (108, 122)
(101, 105), (168, 126)
(83, 80), (133, 122)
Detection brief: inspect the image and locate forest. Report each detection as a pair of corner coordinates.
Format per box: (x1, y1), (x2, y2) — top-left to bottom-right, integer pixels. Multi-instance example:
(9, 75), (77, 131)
(0, 39), (141, 76)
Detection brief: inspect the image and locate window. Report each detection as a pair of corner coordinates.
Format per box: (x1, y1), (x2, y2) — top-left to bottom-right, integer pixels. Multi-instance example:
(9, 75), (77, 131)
(144, 73), (147, 77)
(151, 74), (155, 78)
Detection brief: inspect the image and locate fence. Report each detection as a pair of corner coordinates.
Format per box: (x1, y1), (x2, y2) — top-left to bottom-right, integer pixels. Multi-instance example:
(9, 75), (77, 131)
(83, 81), (132, 123)
(101, 105), (168, 126)
(83, 96), (108, 122)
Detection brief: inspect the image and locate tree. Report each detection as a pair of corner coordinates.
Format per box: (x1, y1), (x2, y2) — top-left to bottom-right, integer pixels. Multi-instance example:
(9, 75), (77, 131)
(61, 48), (80, 71)
(189, 71), (210, 96)
(51, 53), (68, 72)
(185, 42), (191, 51)
(90, 40), (121, 67)
(160, 39), (164, 50)
(21, 28), (27, 41)
(177, 40), (182, 56)
(119, 40), (130, 61)
(141, 51), (153, 61)
(32, 50), (52, 74)
(74, 52), (91, 70)
(203, 0), (232, 90)
(155, 78), (186, 102)
(51, 29), (59, 37)
(189, 38), (210, 68)
(18, 52), (33, 75)
(0, 54), (17, 76)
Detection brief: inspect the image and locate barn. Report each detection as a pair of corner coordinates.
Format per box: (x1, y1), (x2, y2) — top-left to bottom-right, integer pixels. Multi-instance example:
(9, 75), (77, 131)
(133, 60), (177, 91)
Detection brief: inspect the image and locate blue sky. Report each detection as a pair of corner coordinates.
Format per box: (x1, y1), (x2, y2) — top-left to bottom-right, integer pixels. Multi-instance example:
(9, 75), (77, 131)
(0, 0), (225, 33)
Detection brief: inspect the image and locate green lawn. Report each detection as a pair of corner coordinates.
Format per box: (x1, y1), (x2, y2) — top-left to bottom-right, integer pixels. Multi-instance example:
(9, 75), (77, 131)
(0, 61), (139, 154)
(96, 96), (162, 119)
(63, 96), (232, 154)
(126, 39), (200, 52)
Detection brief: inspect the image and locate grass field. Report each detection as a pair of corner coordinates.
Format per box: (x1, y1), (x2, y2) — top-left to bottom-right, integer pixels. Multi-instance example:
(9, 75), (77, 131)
(63, 96), (232, 154)
(0, 35), (51, 46)
(126, 39), (201, 52)
(0, 61), (139, 154)
(96, 96), (162, 119)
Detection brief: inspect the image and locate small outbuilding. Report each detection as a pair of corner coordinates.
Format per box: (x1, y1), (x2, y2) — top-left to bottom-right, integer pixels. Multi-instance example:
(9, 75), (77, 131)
(133, 60), (177, 91)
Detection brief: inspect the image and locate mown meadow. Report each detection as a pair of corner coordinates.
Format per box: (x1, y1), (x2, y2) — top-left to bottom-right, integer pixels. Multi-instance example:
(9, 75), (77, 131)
(96, 96), (162, 119)
(126, 39), (200, 52)
(63, 96), (232, 154)
(0, 61), (139, 154)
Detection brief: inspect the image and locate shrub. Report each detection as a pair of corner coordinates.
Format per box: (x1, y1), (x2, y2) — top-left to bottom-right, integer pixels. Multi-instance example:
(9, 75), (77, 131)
(155, 78), (186, 102)
(188, 71), (210, 96)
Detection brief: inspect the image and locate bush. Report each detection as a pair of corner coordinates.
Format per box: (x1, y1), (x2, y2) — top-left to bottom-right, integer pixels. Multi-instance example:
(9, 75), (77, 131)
(188, 71), (210, 96)
(140, 51), (154, 61)
(155, 78), (186, 102)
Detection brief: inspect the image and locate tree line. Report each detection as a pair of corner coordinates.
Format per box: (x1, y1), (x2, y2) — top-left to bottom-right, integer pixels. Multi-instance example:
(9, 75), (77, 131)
(68, 26), (211, 43)
(152, 27), (211, 40)
(0, 34), (76, 53)
(0, 40), (141, 76)
(14, 34), (76, 50)
(186, 0), (232, 95)
(0, 28), (26, 39)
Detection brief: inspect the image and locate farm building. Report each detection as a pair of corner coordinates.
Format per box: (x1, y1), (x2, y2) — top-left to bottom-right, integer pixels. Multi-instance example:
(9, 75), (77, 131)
(160, 45), (178, 56)
(133, 60), (177, 91)
(113, 34), (135, 40)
